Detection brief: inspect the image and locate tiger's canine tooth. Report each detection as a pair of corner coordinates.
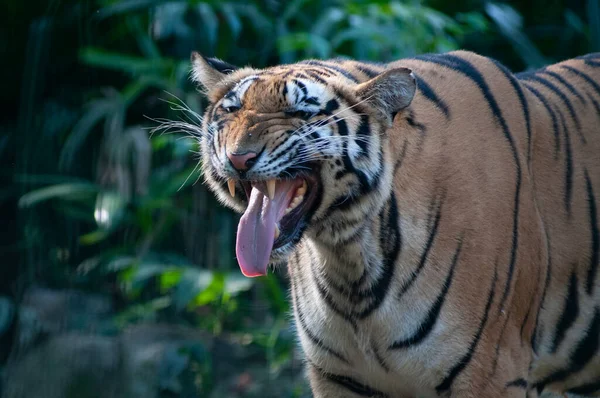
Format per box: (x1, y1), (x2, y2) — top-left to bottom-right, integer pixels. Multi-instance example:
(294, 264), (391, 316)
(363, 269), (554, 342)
(227, 179), (236, 198)
(267, 179), (276, 200)
(274, 224), (280, 240)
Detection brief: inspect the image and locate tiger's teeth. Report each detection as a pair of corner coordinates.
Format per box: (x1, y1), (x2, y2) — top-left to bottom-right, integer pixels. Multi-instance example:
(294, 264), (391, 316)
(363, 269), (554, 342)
(227, 180), (236, 198)
(297, 181), (307, 196)
(274, 225), (280, 240)
(292, 195), (304, 207)
(285, 195), (304, 213)
(267, 179), (276, 200)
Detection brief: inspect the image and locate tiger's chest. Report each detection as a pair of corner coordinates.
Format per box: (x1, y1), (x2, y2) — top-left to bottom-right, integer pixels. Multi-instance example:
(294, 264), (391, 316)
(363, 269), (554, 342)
(290, 258), (451, 397)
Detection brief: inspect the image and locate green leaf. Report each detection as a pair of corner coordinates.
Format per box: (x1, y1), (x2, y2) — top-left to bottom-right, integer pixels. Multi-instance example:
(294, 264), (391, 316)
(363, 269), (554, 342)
(12, 174), (91, 186)
(223, 272), (254, 296)
(59, 99), (116, 171)
(131, 263), (172, 288)
(160, 269), (184, 292)
(282, 0), (308, 22)
(192, 272), (225, 307)
(588, 0), (600, 51)
(19, 183), (99, 207)
(93, 191), (127, 230)
(485, 3), (547, 68)
(79, 229), (110, 245)
(261, 274), (289, 314)
(0, 297), (15, 335)
(80, 48), (174, 76)
(129, 16), (161, 59)
(277, 33), (332, 58)
(232, 4), (271, 34)
(219, 3), (242, 40)
(197, 3), (219, 49)
(96, 0), (172, 19)
(311, 8), (345, 37)
(174, 269), (214, 310)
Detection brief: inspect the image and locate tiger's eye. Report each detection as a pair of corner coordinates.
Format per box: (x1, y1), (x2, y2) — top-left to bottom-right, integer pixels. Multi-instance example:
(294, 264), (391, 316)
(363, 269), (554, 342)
(286, 110), (315, 120)
(223, 104), (241, 113)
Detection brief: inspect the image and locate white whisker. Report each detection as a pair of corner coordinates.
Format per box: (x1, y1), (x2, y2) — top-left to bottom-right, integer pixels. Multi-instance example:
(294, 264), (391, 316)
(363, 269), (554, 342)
(178, 160), (202, 192)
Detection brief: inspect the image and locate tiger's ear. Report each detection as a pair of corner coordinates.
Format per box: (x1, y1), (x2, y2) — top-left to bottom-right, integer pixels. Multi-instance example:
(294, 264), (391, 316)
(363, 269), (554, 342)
(191, 52), (238, 92)
(355, 68), (416, 124)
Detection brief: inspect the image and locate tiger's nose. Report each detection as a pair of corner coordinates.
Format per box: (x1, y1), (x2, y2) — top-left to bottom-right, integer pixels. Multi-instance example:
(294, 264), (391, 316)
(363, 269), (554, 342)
(227, 150), (258, 171)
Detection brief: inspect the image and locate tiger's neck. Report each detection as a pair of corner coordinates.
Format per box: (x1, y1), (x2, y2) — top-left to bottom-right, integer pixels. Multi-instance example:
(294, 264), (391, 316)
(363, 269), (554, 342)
(292, 191), (401, 321)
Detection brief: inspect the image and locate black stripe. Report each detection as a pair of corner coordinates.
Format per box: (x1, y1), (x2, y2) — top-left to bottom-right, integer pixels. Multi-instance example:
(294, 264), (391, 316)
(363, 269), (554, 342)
(324, 98), (340, 114)
(290, 257), (352, 365)
(398, 192), (443, 298)
(506, 378), (528, 388)
(576, 53), (600, 61)
(296, 298), (351, 364)
(406, 112), (426, 133)
(520, 74), (585, 144)
(414, 75), (450, 118)
(310, 362), (387, 397)
(560, 66), (600, 100)
(304, 97), (320, 106)
(533, 308), (600, 391)
(355, 64), (381, 78)
(293, 72), (310, 80)
(576, 53), (600, 67)
(588, 93), (600, 118)
(390, 239), (462, 349)
(328, 124), (383, 214)
(551, 270), (579, 353)
(519, 253), (541, 347)
(339, 119), (369, 189)
(541, 70), (587, 104)
(414, 53), (521, 317)
(491, 59), (532, 164)
(313, 194), (399, 313)
(436, 264), (498, 393)
(585, 59), (600, 68)
(317, 196), (399, 304)
(305, 72), (327, 84)
(266, 138), (303, 166)
(556, 108), (574, 215)
(356, 192), (400, 319)
(531, 229), (553, 353)
(299, 60), (360, 83)
(293, 79), (308, 96)
(311, 264), (358, 331)
(303, 67), (335, 77)
(522, 83), (560, 156)
(490, 293), (512, 377)
(567, 378), (600, 395)
(585, 169), (599, 295)
(356, 114), (371, 156)
(372, 341), (390, 373)
(393, 140), (408, 174)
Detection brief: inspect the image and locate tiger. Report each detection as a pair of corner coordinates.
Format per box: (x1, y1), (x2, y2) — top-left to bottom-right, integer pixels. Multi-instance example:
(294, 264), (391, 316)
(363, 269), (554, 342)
(187, 49), (600, 397)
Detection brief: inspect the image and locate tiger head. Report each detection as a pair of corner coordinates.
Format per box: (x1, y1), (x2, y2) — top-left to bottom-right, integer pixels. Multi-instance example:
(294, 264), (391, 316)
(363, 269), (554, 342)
(191, 53), (416, 277)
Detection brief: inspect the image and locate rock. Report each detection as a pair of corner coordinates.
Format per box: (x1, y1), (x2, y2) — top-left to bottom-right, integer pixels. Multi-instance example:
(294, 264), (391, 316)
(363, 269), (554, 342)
(2, 323), (212, 398)
(2, 333), (122, 398)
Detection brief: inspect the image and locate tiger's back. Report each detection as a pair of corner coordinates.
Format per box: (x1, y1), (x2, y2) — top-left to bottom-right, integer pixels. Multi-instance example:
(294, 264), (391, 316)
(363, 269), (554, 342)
(190, 50), (600, 397)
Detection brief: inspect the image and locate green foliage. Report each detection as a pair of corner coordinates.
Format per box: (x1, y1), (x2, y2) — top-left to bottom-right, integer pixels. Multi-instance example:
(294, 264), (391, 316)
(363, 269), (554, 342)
(0, 297), (14, 336)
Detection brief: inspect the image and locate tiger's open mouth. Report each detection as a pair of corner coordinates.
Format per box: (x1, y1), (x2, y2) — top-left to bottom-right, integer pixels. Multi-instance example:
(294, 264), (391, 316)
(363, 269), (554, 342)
(228, 174), (319, 277)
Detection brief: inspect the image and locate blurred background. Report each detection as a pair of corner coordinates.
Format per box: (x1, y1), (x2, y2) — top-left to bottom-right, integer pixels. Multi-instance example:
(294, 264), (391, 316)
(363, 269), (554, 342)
(0, 0), (598, 397)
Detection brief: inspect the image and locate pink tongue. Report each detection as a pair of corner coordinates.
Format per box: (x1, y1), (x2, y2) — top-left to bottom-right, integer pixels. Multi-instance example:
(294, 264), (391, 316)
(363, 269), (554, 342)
(236, 180), (299, 277)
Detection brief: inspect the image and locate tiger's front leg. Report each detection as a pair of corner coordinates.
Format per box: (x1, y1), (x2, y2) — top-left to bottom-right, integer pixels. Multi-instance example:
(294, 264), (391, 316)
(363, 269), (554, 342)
(307, 363), (396, 398)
